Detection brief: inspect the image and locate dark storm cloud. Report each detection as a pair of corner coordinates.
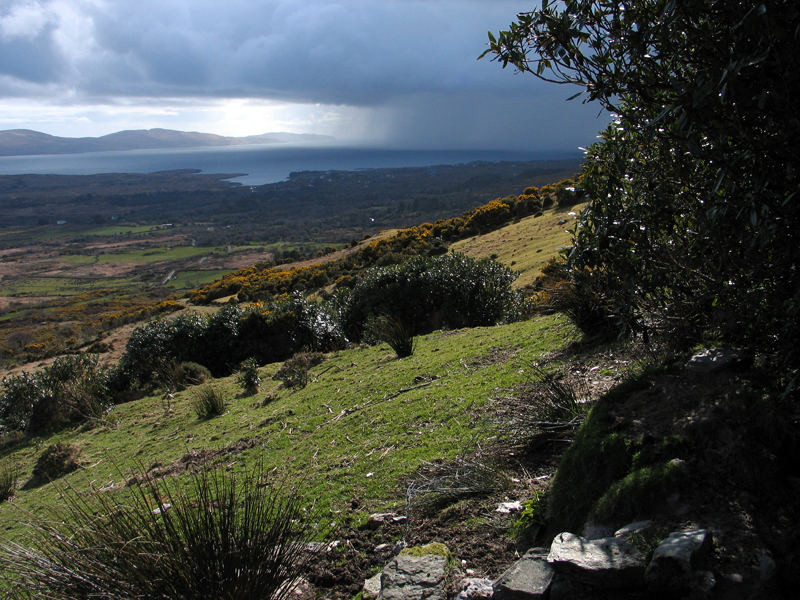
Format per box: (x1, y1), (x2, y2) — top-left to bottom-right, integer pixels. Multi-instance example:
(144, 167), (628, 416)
(0, 0), (606, 148)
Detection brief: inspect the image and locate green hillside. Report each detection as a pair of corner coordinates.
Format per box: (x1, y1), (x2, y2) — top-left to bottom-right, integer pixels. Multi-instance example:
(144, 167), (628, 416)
(0, 314), (579, 543)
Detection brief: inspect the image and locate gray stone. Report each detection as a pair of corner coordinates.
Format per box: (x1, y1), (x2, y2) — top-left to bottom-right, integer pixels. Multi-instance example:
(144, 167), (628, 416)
(547, 532), (646, 588)
(367, 512), (401, 529)
(492, 549), (554, 600)
(644, 529), (712, 591)
(685, 348), (737, 373)
(364, 572), (382, 600)
(614, 520), (654, 537)
(455, 578), (494, 600)
(379, 553), (448, 600)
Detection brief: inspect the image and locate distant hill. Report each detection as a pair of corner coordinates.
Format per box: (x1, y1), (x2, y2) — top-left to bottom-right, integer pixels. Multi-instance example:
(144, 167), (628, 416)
(0, 128), (334, 156)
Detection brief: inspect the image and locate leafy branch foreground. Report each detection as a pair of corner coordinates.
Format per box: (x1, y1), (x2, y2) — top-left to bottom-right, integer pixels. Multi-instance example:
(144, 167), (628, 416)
(1, 466), (320, 600)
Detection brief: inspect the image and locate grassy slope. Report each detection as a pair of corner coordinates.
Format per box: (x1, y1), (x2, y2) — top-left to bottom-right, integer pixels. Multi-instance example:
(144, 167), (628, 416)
(449, 204), (583, 289)
(0, 314), (578, 543)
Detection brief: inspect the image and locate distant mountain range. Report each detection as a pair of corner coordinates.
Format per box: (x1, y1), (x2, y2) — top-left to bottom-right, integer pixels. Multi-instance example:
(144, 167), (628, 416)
(0, 128), (335, 157)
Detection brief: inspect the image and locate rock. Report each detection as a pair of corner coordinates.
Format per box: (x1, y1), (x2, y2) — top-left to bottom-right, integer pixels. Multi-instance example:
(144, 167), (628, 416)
(493, 548), (554, 600)
(614, 520), (654, 537)
(375, 543), (392, 553)
(644, 529), (712, 591)
(364, 572), (382, 600)
(496, 501), (523, 514)
(455, 578), (494, 600)
(379, 551), (448, 600)
(367, 512), (401, 529)
(547, 532), (646, 588)
(151, 502), (171, 515)
(685, 348), (737, 373)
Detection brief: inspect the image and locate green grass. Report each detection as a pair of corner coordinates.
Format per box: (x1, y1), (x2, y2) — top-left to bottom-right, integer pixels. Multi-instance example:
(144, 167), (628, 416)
(0, 276), (133, 296)
(95, 246), (216, 264)
(0, 314), (578, 544)
(166, 269), (233, 290)
(449, 205), (585, 288)
(83, 224), (159, 237)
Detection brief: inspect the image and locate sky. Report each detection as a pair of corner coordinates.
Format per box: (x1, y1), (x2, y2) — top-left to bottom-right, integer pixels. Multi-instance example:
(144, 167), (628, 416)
(0, 0), (607, 150)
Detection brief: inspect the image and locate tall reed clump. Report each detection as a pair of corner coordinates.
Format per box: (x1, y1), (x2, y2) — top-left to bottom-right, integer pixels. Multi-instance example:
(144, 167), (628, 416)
(0, 466), (318, 599)
(191, 384), (226, 419)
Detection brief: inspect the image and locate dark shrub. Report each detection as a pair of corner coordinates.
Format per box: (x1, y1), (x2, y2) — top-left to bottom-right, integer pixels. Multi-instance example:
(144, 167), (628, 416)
(0, 355), (112, 435)
(237, 357), (261, 395)
(33, 442), (81, 481)
(120, 297), (344, 389)
(341, 252), (519, 342)
(0, 466), (318, 600)
(273, 352), (325, 389)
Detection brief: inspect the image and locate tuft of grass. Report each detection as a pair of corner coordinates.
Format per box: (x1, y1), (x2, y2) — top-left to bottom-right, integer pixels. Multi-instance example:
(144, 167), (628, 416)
(191, 384), (226, 419)
(367, 315), (415, 358)
(0, 465), (319, 599)
(0, 466), (16, 502)
(405, 453), (508, 516)
(529, 365), (590, 423)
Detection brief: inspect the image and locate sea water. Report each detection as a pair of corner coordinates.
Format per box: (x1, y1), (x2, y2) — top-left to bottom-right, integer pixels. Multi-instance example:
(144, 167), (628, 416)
(0, 143), (580, 185)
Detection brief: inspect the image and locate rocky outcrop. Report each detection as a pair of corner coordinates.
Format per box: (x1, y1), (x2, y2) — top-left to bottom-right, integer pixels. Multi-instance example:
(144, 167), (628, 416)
(645, 529), (713, 592)
(492, 549), (553, 600)
(547, 531), (646, 588)
(365, 544), (451, 600)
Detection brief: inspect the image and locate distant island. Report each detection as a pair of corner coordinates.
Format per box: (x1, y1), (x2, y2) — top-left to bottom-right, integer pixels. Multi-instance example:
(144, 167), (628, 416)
(0, 128), (335, 157)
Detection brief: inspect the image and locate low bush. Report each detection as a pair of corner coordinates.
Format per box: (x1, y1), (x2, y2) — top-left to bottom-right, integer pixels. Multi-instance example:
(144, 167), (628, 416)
(191, 384), (226, 419)
(273, 352), (325, 390)
(340, 253), (520, 343)
(510, 491), (547, 546)
(0, 465), (318, 599)
(120, 296), (345, 388)
(32, 442), (81, 482)
(534, 259), (621, 340)
(0, 355), (112, 435)
(236, 357), (261, 395)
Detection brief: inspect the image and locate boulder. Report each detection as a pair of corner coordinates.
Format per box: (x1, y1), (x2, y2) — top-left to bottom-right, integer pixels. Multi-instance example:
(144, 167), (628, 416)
(492, 549), (554, 600)
(379, 548), (449, 600)
(685, 348), (737, 373)
(547, 532), (646, 588)
(363, 572), (382, 600)
(644, 529), (712, 591)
